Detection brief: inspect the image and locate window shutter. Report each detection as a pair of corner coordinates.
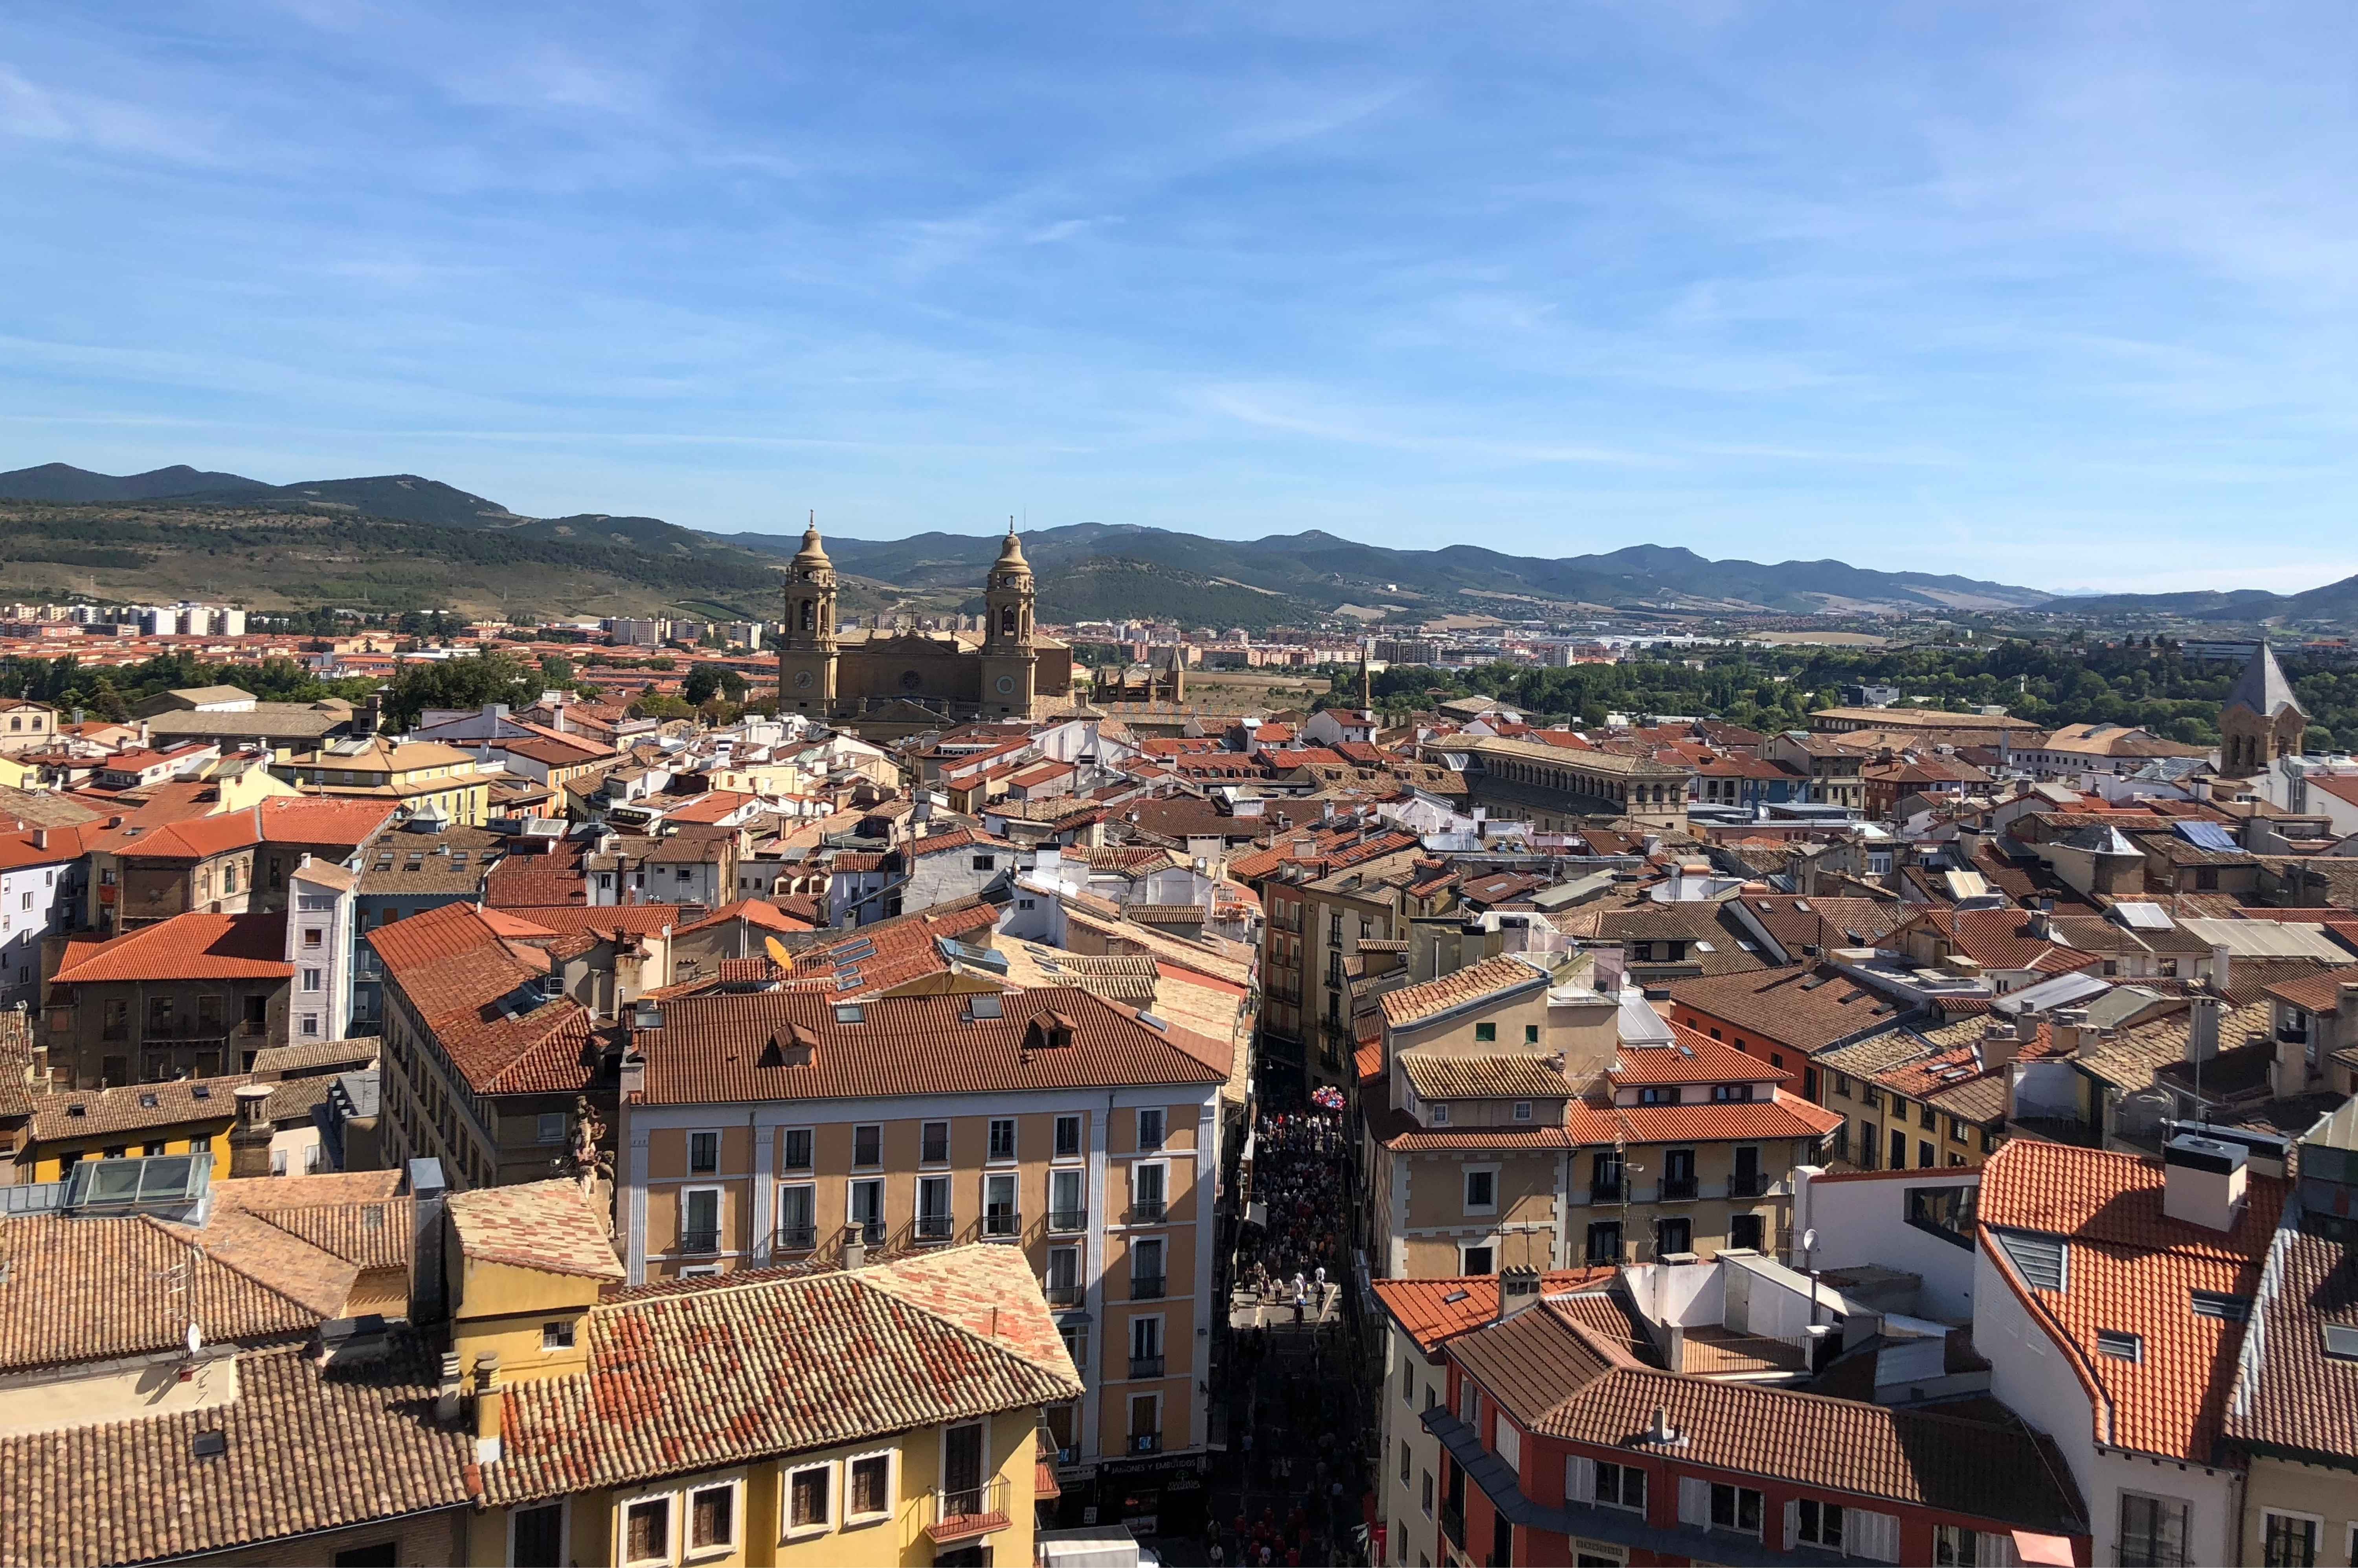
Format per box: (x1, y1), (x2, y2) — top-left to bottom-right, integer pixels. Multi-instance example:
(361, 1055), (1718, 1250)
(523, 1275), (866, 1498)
(1565, 1456), (1596, 1506)
(1783, 1499), (1800, 1551)
(1852, 1509), (1902, 1562)
(1678, 1477), (1710, 1528)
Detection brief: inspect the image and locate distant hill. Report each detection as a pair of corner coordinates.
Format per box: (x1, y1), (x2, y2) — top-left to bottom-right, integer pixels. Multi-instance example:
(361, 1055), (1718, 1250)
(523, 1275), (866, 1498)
(11, 459), (2358, 630)
(0, 463), (264, 503)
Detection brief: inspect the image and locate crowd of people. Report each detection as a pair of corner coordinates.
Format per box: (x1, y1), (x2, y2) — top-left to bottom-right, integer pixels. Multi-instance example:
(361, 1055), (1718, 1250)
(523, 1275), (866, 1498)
(1236, 1108), (1346, 1320)
(1215, 1103), (1367, 1565)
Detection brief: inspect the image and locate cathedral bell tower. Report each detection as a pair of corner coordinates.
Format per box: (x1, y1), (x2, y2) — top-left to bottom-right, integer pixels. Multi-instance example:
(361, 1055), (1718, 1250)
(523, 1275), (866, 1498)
(2218, 641), (2307, 778)
(978, 520), (1038, 717)
(778, 513), (839, 713)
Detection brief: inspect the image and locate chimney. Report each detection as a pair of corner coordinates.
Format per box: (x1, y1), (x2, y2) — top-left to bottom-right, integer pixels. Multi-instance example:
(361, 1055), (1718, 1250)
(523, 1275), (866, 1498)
(2272, 1016), (2310, 1098)
(2163, 1134), (2247, 1232)
(841, 1222), (868, 1271)
(1495, 1265), (1542, 1324)
(2338, 982), (2358, 1042)
(227, 1083), (276, 1179)
(433, 1351), (464, 1422)
(1642, 1404), (1681, 1446)
(473, 1353), (504, 1462)
(1981, 1020), (2021, 1076)
(2184, 995), (2221, 1065)
(2210, 942), (2232, 996)
(31, 828), (46, 851)
(2026, 908), (2051, 941)
(2051, 1007), (2090, 1059)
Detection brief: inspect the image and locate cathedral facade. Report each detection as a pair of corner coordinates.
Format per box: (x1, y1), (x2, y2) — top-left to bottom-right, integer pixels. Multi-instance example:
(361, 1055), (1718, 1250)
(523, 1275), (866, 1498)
(775, 521), (1076, 729)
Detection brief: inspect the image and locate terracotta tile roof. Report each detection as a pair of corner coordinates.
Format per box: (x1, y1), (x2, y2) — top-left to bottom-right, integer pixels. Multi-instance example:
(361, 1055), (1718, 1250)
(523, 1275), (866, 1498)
(1902, 906), (2107, 976)
(1666, 963), (1909, 1052)
(1378, 954), (1549, 1028)
(1563, 1091), (1842, 1145)
(2074, 1001), (2272, 1094)
(256, 795), (400, 845)
(367, 903), (603, 1096)
(674, 898), (815, 936)
(2224, 1225), (2358, 1461)
(1396, 1052), (1575, 1102)
(481, 1245), (1082, 1506)
(639, 985), (1230, 1105)
(1979, 1138), (2287, 1461)
(30, 1074), (250, 1140)
(113, 812), (260, 863)
(0, 1338), (477, 1568)
(1372, 1269), (1618, 1352)
(1445, 1302), (2084, 1533)
(1612, 1024), (1796, 1085)
(248, 1037), (380, 1075)
(448, 1179), (625, 1280)
(2261, 963), (2358, 1015)
(53, 912), (292, 984)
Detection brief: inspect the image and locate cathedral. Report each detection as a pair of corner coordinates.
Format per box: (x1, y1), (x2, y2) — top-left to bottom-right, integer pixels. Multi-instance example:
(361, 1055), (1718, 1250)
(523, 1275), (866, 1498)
(775, 520), (1076, 729)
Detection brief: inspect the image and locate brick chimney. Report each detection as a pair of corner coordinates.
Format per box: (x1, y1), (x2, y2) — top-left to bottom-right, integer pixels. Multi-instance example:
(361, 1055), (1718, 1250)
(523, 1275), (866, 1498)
(227, 1083), (276, 1179)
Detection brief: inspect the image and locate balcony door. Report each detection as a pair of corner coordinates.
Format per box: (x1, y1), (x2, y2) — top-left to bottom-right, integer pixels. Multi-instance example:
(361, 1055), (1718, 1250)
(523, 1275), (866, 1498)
(942, 1421), (986, 1513)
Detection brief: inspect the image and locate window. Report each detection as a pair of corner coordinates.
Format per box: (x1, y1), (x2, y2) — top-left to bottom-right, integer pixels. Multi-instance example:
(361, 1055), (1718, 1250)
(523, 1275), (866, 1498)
(847, 1454), (891, 1521)
(1655, 1217), (1691, 1256)
(688, 1131), (719, 1174)
(1710, 1083), (1750, 1102)
(1464, 1168), (1497, 1214)
(1512, 1100), (1532, 1122)
(1429, 1103), (1451, 1125)
(1710, 1483), (1763, 1536)
(1932, 1524), (1983, 1566)
(921, 1120), (949, 1163)
(537, 1112), (566, 1145)
(299, 1013), (320, 1037)
(1833, 1072), (1853, 1097)
(1890, 1127), (1907, 1170)
(1594, 1460), (1645, 1512)
(303, 927), (323, 949)
(852, 1124), (882, 1168)
(2262, 1512), (2319, 1568)
(1054, 1113), (1083, 1159)
(1584, 1222), (1621, 1265)
(509, 1500), (565, 1567)
(688, 1482), (736, 1552)
(984, 1171), (1019, 1237)
(301, 967), (323, 992)
(1919, 1140), (1936, 1169)
(1137, 1107), (1166, 1151)
(679, 1188), (720, 1255)
(917, 1175), (953, 1241)
(776, 1183), (816, 1250)
(988, 1117), (1016, 1162)
(624, 1497), (671, 1564)
(971, 854), (995, 870)
(1130, 1160), (1166, 1222)
(1131, 1236), (1166, 1300)
(1861, 1087), (1881, 1111)
(2119, 1492), (2189, 1568)
(1473, 1022), (1496, 1042)
(1524, 1024), (1540, 1043)
(782, 1127), (813, 1171)
(2096, 1329), (2144, 1362)
(787, 1464), (833, 1533)
(1421, 1471), (1434, 1518)
(1638, 1086), (1677, 1105)
(1729, 1212), (1765, 1251)
(1400, 1438), (1412, 1484)
(1948, 1115), (1967, 1141)
(1129, 1313), (1164, 1375)
(1049, 1166), (1085, 1230)
(1796, 1499), (1844, 1549)
(1460, 1243), (1495, 1275)
(1401, 1355), (1416, 1406)
(1996, 1229), (2068, 1292)
(540, 1320), (575, 1351)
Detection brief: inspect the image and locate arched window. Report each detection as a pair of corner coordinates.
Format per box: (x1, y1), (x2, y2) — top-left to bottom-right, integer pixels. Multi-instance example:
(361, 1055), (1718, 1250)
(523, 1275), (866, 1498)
(1001, 606), (1018, 635)
(800, 600), (814, 632)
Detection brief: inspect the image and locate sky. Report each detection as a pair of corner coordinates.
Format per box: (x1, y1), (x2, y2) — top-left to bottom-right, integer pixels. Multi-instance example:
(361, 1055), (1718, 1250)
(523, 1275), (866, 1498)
(4, 3), (2355, 594)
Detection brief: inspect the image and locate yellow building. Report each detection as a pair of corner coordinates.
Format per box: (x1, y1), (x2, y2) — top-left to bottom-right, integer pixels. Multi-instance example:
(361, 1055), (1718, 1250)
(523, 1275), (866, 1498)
(450, 1180), (1082, 1568)
(271, 734), (492, 824)
(17, 1072), (242, 1182)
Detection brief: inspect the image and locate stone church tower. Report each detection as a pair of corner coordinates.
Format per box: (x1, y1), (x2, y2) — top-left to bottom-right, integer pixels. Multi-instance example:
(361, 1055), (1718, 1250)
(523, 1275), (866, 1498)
(777, 514), (839, 713)
(977, 521), (1038, 718)
(2218, 641), (2307, 777)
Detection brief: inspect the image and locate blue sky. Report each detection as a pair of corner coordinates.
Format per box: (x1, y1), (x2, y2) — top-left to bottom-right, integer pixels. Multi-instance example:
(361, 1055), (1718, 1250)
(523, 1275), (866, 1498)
(4, 3), (2354, 593)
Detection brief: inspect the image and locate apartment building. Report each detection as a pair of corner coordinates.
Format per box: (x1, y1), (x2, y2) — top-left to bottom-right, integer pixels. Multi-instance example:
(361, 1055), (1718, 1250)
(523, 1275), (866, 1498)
(271, 734), (492, 824)
(618, 982), (1234, 1524)
(0, 822), (86, 1009)
(1362, 955), (1840, 1276)
(369, 901), (612, 1192)
(43, 909), (292, 1087)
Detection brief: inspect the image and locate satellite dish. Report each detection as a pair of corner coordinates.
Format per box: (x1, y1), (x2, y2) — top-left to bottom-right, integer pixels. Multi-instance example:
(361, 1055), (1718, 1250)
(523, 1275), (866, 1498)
(1802, 1228), (1818, 1254)
(186, 1321), (202, 1356)
(763, 935), (792, 970)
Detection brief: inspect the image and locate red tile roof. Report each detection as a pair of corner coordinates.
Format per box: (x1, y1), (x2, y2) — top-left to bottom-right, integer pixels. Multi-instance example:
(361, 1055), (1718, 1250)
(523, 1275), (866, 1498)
(1372, 1269), (1618, 1352)
(1978, 1138), (2286, 1462)
(1378, 954), (1549, 1028)
(1611, 1023), (1797, 1085)
(256, 796), (400, 845)
(636, 985), (1232, 1105)
(367, 903), (602, 1095)
(53, 911), (292, 983)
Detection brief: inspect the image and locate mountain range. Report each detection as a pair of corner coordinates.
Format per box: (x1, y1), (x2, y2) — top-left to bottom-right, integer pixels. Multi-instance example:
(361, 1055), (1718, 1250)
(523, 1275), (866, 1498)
(2, 461), (2349, 628)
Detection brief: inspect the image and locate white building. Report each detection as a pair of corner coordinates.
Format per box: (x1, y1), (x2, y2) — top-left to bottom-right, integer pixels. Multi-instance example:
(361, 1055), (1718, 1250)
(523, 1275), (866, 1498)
(0, 827), (84, 1010)
(285, 857), (357, 1044)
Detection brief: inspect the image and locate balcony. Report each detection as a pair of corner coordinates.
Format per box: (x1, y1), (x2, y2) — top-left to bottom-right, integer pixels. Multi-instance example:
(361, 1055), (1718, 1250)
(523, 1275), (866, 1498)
(1044, 1281), (1086, 1309)
(1659, 1176), (1699, 1202)
(774, 1224), (817, 1252)
(982, 1209), (1022, 1240)
(1127, 1432), (1162, 1456)
(852, 1217), (886, 1248)
(680, 1228), (720, 1256)
(1126, 1199), (1166, 1225)
(2277, 1025), (2311, 1046)
(1047, 1207), (1089, 1234)
(1440, 1502), (1466, 1552)
(915, 1212), (955, 1243)
(1587, 1180), (1625, 1205)
(923, 1478), (1011, 1546)
(1128, 1353), (1165, 1379)
(1728, 1171), (1770, 1199)
(1129, 1273), (1166, 1302)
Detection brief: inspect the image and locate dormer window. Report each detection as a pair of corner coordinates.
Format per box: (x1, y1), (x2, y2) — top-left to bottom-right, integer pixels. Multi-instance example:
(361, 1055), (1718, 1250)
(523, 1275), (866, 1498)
(1429, 1103), (1451, 1126)
(1710, 1083), (1752, 1103)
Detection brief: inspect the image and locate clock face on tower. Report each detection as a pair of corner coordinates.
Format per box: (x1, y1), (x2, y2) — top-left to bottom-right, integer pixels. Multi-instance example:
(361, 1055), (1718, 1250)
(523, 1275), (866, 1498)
(793, 670), (814, 689)
(996, 675), (1016, 695)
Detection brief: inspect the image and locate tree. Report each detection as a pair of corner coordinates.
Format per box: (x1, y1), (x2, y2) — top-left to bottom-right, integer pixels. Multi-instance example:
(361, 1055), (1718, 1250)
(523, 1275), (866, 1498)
(539, 654), (575, 686)
(683, 664), (721, 705)
(631, 694), (695, 721)
(383, 652), (542, 728)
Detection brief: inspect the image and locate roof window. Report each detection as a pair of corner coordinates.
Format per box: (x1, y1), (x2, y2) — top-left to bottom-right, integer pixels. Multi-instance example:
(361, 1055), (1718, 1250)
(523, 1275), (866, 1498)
(2094, 1329), (2143, 1362)
(2189, 1291), (2250, 1322)
(191, 1430), (228, 1460)
(833, 1003), (865, 1024)
(1995, 1229), (2067, 1292)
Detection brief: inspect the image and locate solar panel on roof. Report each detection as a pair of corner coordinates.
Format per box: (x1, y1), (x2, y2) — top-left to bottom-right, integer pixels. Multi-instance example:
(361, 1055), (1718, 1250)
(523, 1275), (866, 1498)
(2174, 821), (2240, 852)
